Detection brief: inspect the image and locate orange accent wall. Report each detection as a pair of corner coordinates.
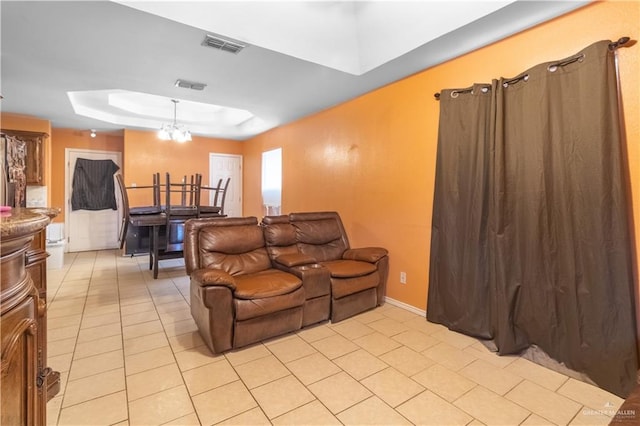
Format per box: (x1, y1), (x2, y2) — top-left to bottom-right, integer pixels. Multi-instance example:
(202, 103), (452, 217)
(243, 1), (640, 314)
(122, 129), (243, 207)
(50, 129), (125, 223)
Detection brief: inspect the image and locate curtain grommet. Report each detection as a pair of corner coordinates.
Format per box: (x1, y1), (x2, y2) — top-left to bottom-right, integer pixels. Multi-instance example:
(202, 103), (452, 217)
(451, 91), (459, 98)
(548, 64), (558, 73)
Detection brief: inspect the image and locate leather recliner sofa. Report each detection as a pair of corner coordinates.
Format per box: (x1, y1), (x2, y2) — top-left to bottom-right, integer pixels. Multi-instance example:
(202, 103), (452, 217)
(184, 212), (389, 354)
(278, 211), (389, 322)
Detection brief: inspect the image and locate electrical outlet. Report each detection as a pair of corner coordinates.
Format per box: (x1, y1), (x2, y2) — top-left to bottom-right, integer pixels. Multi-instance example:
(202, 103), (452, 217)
(400, 272), (407, 284)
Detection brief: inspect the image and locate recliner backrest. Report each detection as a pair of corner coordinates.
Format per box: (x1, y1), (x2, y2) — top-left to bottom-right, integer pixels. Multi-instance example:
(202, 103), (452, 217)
(262, 215), (298, 260)
(184, 217), (271, 276)
(289, 211), (350, 262)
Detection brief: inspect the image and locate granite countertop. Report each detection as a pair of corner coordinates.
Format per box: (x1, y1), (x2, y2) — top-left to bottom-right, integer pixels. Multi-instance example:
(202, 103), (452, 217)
(1, 207), (59, 240)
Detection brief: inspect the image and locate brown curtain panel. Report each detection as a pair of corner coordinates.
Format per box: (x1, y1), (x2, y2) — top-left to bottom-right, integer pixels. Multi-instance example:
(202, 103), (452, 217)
(428, 40), (638, 398)
(427, 84), (494, 339)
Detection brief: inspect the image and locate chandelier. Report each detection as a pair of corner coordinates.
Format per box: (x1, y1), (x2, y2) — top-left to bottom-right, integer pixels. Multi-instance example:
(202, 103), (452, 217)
(158, 99), (192, 142)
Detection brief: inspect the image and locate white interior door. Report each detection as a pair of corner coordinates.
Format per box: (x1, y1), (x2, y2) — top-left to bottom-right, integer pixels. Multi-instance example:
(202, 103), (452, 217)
(65, 148), (122, 252)
(209, 153), (242, 217)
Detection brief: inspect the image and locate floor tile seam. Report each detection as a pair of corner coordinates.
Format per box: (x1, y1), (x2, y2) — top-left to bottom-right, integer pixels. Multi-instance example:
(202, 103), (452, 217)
(282, 350), (342, 386)
(508, 378), (603, 414)
(224, 348), (273, 368)
(358, 365), (426, 399)
(334, 352), (391, 382)
(437, 386), (512, 425)
(305, 374), (373, 418)
(198, 396), (263, 426)
(456, 383), (563, 425)
(501, 363), (571, 394)
(58, 387), (126, 414)
(237, 363), (293, 391)
(518, 412), (542, 425)
(251, 383), (329, 422)
(47, 327), (82, 343)
(160, 411), (201, 426)
(351, 338), (400, 359)
(335, 394), (414, 425)
(125, 382), (185, 404)
(66, 350), (125, 382)
(157, 313), (194, 327)
(112, 262), (144, 418)
(564, 404), (605, 425)
(332, 327), (377, 341)
(121, 311), (162, 328)
(63, 369), (126, 404)
(50, 269), (92, 414)
(133, 273), (201, 425)
(458, 368), (525, 397)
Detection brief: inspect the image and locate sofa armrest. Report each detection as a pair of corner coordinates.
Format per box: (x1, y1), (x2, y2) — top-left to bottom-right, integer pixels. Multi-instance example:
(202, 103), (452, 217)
(343, 247), (388, 263)
(191, 269), (237, 290)
(273, 253), (317, 268)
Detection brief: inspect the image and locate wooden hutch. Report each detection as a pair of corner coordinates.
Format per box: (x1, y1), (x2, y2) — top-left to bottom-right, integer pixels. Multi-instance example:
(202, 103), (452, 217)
(1, 208), (59, 425)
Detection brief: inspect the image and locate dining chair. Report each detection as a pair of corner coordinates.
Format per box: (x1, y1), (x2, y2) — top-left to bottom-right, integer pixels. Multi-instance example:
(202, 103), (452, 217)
(163, 173), (199, 253)
(114, 173), (161, 250)
(196, 175), (225, 218)
(196, 176), (231, 217)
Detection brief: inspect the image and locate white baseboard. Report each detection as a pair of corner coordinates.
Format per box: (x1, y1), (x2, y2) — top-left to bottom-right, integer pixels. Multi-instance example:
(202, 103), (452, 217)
(384, 296), (426, 317)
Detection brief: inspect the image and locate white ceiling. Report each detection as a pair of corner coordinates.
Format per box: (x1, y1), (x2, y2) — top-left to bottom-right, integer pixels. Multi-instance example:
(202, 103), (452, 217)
(116, 1), (515, 75)
(0, 1), (589, 140)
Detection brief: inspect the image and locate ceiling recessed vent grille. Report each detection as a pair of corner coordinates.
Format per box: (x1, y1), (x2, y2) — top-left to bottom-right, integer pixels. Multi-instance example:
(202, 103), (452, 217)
(175, 79), (207, 91)
(202, 34), (246, 54)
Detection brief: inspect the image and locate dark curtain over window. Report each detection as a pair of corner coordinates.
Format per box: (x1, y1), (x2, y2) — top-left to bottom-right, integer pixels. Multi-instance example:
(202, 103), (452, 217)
(428, 40), (637, 398)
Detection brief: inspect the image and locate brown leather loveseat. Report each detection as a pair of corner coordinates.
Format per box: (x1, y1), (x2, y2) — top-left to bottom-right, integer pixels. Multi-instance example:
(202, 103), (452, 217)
(185, 212), (389, 354)
(184, 217), (305, 354)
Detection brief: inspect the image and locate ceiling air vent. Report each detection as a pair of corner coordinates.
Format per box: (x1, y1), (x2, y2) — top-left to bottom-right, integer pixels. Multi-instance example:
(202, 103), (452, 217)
(175, 79), (207, 91)
(202, 34), (246, 54)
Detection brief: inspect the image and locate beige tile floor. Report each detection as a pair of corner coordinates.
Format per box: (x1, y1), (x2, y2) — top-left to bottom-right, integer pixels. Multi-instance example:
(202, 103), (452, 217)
(45, 250), (624, 426)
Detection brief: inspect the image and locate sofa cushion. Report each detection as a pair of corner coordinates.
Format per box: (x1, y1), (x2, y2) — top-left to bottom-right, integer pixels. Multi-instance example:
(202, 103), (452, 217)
(234, 269), (302, 299)
(200, 224), (265, 254)
(263, 222), (297, 246)
(321, 259), (377, 278)
(198, 225), (271, 275)
(295, 219), (342, 244)
(293, 219), (348, 262)
(235, 285), (305, 321)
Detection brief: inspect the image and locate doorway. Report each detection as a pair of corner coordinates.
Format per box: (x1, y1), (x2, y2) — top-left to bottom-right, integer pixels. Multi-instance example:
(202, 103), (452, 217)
(65, 148), (122, 252)
(209, 153), (242, 217)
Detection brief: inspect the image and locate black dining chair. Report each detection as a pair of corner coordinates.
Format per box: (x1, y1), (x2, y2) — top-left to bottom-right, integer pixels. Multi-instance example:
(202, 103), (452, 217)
(114, 173), (161, 250)
(197, 176), (230, 217)
(163, 173), (200, 253)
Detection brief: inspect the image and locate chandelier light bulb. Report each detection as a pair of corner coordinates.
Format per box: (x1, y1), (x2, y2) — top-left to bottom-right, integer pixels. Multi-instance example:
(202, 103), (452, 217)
(158, 99), (192, 142)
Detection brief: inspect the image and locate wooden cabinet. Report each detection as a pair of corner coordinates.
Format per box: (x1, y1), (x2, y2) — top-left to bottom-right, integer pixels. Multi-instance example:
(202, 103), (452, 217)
(1, 208), (58, 425)
(1, 294), (38, 426)
(25, 136), (45, 185)
(1, 129), (47, 186)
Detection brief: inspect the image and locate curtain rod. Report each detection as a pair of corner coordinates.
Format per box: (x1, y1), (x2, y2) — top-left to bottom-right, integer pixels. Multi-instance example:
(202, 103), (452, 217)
(434, 37), (632, 100)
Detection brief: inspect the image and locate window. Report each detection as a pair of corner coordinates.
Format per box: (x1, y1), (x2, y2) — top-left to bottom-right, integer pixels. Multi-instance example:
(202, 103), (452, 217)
(261, 148), (282, 216)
